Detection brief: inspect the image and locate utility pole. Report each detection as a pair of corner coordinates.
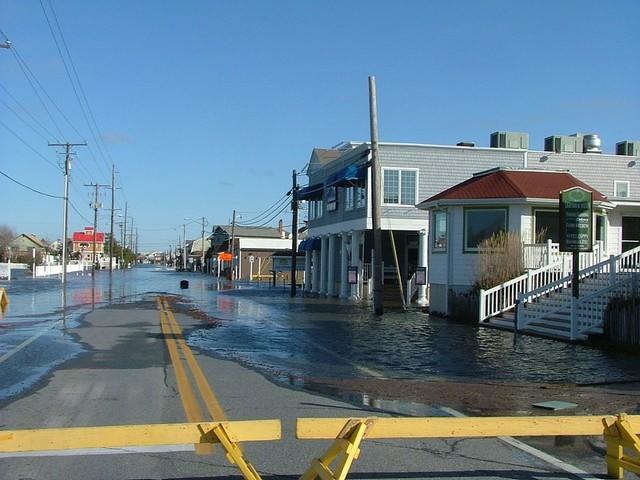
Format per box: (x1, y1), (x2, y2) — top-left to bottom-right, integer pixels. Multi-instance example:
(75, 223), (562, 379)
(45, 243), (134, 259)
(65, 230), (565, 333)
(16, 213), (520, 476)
(290, 169), (299, 297)
(122, 202), (128, 267)
(85, 182), (109, 270)
(49, 142), (86, 284)
(230, 210), (236, 280)
(201, 216), (206, 273)
(182, 223), (187, 271)
(129, 217), (134, 265)
(109, 165), (115, 272)
(368, 76), (384, 315)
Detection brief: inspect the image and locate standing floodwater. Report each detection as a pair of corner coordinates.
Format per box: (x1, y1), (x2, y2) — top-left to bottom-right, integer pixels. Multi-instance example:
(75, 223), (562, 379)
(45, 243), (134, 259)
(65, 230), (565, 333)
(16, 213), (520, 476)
(1, 266), (638, 404)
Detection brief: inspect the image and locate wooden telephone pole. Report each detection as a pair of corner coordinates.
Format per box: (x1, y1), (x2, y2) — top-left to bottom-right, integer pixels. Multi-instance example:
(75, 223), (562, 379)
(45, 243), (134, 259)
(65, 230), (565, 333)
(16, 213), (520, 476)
(290, 169), (299, 297)
(369, 76), (384, 315)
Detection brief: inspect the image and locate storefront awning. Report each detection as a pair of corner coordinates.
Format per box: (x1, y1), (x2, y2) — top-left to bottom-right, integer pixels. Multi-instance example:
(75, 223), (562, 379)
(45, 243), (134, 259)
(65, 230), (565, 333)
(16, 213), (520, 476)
(297, 183), (324, 201)
(298, 238), (321, 251)
(324, 164), (367, 187)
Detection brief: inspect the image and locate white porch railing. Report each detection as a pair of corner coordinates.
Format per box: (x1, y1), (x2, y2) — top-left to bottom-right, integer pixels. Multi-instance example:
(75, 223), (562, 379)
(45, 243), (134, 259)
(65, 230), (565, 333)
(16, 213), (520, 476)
(516, 245), (640, 340)
(479, 242), (605, 323)
(522, 240), (604, 270)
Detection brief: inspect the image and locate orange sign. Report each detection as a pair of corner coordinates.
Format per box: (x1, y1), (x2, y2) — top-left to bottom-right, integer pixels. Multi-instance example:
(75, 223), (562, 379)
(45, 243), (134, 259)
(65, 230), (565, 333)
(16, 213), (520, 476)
(218, 252), (233, 261)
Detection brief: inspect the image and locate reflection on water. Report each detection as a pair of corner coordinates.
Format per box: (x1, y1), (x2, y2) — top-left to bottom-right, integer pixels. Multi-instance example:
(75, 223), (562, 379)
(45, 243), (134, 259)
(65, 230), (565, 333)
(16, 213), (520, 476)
(1, 266), (639, 405)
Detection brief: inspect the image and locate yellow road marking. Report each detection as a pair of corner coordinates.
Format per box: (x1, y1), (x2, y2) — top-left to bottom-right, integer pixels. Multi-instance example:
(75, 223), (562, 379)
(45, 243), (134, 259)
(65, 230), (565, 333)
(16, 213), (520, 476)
(157, 298), (204, 423)
(162, 298), (227, 421)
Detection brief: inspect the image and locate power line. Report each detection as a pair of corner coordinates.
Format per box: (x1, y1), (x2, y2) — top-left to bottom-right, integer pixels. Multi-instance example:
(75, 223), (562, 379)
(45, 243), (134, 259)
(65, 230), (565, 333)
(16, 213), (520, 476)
(69, 199), (93, 224)
(236, 194), (290, 226)
(0, 82), (59, 141)
(40, 1), (113, 176)
(0, 168), (63, 199)
(8, 46), (65, 141)
(0, 119), (61, 171)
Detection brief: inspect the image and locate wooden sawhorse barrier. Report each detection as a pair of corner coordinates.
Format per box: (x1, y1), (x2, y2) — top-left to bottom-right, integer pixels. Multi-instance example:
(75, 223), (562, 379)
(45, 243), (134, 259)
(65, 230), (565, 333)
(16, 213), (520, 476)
(0, 420), (280, 480)
(297, 414), (640, 480)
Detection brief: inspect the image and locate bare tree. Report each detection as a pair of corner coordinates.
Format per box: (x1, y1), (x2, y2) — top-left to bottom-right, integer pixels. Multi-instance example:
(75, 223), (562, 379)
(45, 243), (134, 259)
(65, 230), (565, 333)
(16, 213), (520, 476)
(0, 225), (16, 262)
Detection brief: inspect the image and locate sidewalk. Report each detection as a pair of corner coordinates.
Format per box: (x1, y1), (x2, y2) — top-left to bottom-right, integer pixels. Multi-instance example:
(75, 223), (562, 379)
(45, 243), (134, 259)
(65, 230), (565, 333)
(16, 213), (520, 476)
(0, 298), (610, 479)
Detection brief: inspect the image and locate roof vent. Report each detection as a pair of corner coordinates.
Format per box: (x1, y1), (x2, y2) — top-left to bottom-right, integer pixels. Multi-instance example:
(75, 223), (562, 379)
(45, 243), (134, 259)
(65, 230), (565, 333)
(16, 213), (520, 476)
(616, 141), (640, 156)
(490, 131), (529, 149)
(582, 134), (602, 154)
(456, 142), (475, 147)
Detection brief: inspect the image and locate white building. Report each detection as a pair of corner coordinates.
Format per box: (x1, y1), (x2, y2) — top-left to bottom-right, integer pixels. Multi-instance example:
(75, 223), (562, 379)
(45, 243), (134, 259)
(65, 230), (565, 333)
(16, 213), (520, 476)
(300, 133), (640, 307)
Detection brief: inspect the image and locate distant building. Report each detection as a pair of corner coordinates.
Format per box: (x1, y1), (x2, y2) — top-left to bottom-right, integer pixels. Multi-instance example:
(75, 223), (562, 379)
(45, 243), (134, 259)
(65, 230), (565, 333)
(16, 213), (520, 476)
(72, 226), (105, 263)
(9, 234), (49, 256)
(209, 222), (301, 280)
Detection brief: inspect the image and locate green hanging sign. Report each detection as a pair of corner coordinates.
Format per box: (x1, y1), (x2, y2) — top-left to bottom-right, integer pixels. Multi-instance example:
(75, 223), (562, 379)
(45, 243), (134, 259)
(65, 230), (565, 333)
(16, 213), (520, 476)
(559, 187), (593, 253)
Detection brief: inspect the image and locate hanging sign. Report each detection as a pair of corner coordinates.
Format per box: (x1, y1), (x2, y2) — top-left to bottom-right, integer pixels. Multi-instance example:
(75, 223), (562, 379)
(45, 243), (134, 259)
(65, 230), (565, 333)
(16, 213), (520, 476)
(559, 187), (593, 253)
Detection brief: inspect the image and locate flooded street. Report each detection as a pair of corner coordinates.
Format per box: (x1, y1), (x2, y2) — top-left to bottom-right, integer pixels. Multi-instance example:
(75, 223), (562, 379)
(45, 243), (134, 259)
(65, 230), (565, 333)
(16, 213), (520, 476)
(1, 266), (638, 404)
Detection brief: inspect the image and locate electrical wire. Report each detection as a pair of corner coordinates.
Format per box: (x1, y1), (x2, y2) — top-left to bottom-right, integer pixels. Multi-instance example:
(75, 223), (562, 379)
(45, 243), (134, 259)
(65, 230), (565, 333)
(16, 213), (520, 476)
(0, 168), (64, 199)
(236, 195), (290, 226)
(0, 83), (60, 142)
(40, 0), (113, 176)
(69, 199), (93, 225)
(0, 119), (61, 171)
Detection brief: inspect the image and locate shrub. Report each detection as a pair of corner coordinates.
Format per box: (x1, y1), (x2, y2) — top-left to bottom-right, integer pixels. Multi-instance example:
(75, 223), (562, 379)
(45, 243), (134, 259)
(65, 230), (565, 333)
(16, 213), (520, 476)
(475, 231), (524, 290)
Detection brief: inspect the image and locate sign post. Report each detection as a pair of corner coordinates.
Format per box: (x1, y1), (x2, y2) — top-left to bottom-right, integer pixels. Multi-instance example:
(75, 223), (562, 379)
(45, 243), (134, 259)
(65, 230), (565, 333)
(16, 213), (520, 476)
(559, 187), (593, 300)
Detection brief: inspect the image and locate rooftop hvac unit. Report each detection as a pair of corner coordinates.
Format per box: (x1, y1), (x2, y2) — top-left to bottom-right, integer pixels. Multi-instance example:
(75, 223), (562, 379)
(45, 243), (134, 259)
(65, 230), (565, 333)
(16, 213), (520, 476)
(616, 141), (640, 156)
(490, 131), (529, 149)
(544, 135), (579, 153)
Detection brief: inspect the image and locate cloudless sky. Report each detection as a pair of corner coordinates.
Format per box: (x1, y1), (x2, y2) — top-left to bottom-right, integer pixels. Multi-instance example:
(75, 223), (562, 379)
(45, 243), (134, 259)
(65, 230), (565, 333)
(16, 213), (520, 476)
(1, 0), (638, 251)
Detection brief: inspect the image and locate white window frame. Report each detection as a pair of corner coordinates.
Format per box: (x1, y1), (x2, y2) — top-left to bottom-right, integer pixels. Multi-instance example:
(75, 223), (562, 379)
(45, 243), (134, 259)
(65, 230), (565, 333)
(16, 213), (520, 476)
(432, 210), (447, 252)
(382, 168), (419, 206)
(355, 184), (366, 209)
(614, 180), (630, 198)
(344, 187), (355, 211)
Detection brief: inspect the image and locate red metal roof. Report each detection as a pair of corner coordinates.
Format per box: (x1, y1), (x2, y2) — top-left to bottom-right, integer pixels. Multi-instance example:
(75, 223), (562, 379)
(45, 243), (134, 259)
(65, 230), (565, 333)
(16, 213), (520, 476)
(420, 170), (607, 205)
(72, 229), (105, 243)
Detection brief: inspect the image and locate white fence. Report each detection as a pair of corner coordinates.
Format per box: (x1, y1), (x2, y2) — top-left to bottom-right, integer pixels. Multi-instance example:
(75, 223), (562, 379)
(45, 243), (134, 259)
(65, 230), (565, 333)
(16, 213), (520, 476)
(35, 263), (89, 277)
(0, 263), (10, 280)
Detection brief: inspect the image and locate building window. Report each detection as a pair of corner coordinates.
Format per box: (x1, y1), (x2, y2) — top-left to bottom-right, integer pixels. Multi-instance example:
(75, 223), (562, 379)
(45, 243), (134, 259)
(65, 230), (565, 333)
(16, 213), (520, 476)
(355, 183), (366, 209)
(534, 209), (559, 243)
(464, 208), (508, 252)
(325, 187), (337, 212)
(345, 187), (354, 211)
(383, 169), (417, 206)
(308, 200), (324, 220)
(615, 181), (630, 198)
(432, 210), (447, 252)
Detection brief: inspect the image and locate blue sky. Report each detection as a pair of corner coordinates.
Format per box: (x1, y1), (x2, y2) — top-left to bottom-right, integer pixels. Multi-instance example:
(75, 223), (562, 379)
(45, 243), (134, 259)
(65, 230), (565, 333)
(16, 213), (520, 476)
(1, 0), (638, 251)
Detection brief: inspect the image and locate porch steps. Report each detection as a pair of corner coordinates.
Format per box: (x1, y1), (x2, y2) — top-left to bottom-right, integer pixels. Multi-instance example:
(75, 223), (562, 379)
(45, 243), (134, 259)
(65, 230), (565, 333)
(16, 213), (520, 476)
(483, 273), (613, 339)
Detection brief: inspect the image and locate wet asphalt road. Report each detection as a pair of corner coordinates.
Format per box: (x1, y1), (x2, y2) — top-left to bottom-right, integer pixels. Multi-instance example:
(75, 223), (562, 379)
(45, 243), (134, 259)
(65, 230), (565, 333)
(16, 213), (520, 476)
(0, 295), (617, 480)
(1, 265), (639, 406)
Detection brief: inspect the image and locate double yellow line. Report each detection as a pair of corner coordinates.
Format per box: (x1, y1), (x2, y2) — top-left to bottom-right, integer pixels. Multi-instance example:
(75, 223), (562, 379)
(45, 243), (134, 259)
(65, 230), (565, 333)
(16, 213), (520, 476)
(157, 296), (227, 453)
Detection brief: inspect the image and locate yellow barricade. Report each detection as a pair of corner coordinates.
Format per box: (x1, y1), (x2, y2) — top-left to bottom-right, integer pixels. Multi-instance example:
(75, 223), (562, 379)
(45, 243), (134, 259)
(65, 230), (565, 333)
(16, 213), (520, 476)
(0, 420), (280, 480)
(297, 415), (640, 480)
(0, 287), (8, 312)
